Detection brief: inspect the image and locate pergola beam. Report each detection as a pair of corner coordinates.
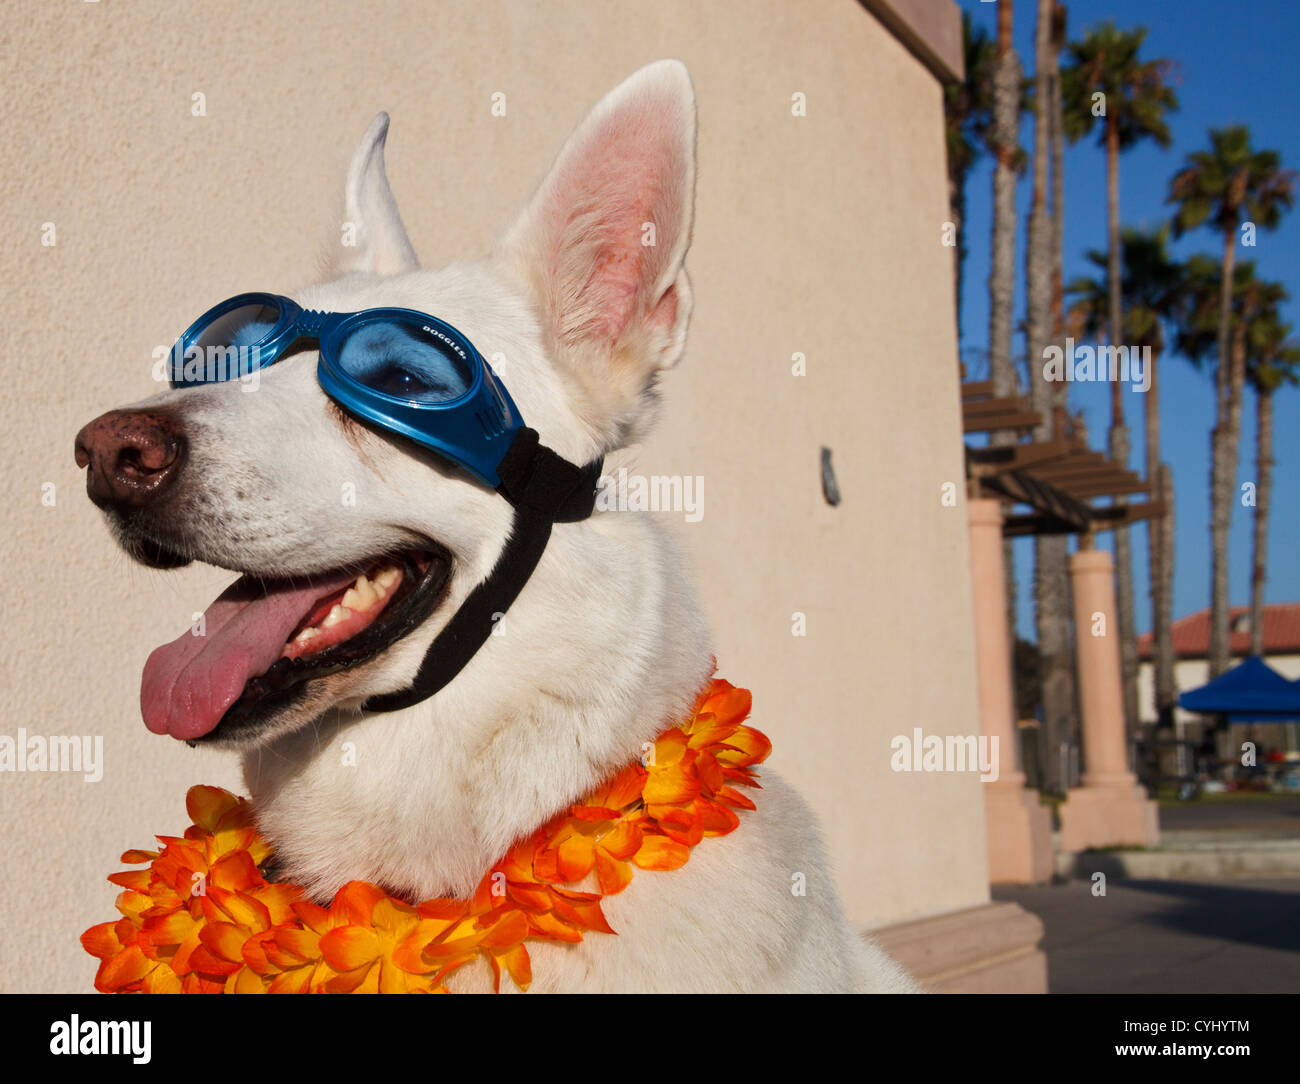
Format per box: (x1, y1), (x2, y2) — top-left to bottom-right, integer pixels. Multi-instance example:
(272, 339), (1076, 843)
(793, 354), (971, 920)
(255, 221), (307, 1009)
(963, 411), (1042, 434)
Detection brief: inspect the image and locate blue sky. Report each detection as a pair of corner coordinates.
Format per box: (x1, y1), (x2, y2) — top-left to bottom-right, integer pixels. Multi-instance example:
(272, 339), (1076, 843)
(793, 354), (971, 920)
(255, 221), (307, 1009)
(956, 0), (1300, 639)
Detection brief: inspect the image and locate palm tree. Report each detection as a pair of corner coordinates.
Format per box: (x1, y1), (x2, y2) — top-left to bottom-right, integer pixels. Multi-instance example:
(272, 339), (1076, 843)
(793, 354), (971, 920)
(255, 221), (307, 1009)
(1049, 1), (1068, 351)
(1062, 21), (1178, 731)
(1244, 313), (1299, 656)
(1065, 227), (1183, 724)
(989, 0), (1023, 647)
(1026, 1), (1053, 406)
(1028, 0), (1075, 794)
(945, 13), (996, 347)
(1169, 128), (1297, 676)
(988, 0), (1021, 404)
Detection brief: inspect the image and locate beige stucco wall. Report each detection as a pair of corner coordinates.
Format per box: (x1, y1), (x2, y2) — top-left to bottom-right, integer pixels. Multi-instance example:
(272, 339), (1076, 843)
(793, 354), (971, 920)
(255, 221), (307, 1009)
(0, 0), (986, 992)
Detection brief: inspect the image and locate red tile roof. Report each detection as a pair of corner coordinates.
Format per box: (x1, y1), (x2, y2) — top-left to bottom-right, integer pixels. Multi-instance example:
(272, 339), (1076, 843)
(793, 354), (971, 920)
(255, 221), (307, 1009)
(1137, 603), (1300, 660)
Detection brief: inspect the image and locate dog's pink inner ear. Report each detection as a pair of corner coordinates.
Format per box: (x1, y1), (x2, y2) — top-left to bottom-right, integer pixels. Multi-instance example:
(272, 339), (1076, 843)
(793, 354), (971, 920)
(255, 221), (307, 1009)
(540, 102), (689, 351)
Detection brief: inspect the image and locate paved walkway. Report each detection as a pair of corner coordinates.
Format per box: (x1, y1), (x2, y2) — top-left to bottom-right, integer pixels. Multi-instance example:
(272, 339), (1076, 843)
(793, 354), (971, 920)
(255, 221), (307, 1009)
(995, 876), (1300, 993)
(1157, 793), (1300, 835)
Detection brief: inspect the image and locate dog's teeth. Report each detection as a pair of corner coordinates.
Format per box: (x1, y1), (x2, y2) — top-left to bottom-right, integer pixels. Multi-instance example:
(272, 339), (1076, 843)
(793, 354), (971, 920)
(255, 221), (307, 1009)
(375, 566), (400, 592)
(322, 605), (350, 628)
(342, 575), (378, 612)
(294, 627), (322, 644)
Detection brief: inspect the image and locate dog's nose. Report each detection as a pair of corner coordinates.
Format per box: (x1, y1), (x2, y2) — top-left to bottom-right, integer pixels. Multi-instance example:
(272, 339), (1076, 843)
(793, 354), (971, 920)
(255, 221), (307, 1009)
(74, 410), (186, 510)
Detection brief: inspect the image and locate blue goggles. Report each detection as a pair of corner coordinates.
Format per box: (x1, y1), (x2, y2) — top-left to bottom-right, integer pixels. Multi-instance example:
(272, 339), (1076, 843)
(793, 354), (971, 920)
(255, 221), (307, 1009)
(169, 292), (523, 487)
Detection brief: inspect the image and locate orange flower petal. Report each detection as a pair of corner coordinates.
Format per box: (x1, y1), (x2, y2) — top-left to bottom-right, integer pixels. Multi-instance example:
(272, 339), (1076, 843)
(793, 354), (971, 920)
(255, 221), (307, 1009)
(714, 725), (771, 767)
(322, 963), (372, 994)
(251, 882), (303, 925)
(185, 785), (241, 833)
(653, 807), (704, 847)
(477, 909), (529, 950)
(494, 943), (533, 992)
(686, 716), (738, 749)
(199, 922), (251, 964)
(120, 849), (160, 864)
(698, 799), (741, 836)
(187, 944), (242, 978)
(652, 730), (690, 766)
(208, 850), (262, 893)
(603, 765), (647, 810)
(330, 881), (387, 926)
(506, 881), (556, 912)
(225, 967), (267, 994)
(525, 910), (585, 942)
(97, 944), (154, 990)
(632, 834), (691, 871)
(141, 908), (199, 948)
(291, 900), (333, 934)
(319, 925), (381, 971)
(700, 683), (752, 724)
(716, 785), (757, 811)
(642, 765), (700, 805)
(599, 818), (643, 859)
(594, 848), (635, 896)
(555, 832), (595, 883)
(268, 967), (313, 995)
(272, 927), (320, 961)
(571, 805), (623, 823)
(81, 922), (124, 959)
(553, 895), (615, 935)
(141, 966), (183, 994)
(107, 869), (152, 892)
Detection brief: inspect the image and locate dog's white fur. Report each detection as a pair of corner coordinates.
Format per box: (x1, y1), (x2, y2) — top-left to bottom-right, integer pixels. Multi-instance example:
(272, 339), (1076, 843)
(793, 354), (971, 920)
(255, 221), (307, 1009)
(126, 61), (916, 992)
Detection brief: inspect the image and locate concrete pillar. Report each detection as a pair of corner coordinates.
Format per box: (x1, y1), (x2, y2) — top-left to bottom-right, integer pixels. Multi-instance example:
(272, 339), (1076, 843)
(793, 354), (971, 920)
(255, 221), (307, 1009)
(968, 499), (1053, 883)
(1058, 546), (1160, 851)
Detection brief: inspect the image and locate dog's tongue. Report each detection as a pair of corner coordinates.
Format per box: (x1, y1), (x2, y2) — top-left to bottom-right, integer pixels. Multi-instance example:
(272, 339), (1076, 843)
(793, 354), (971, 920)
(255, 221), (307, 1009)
(141, 570), (359, 741)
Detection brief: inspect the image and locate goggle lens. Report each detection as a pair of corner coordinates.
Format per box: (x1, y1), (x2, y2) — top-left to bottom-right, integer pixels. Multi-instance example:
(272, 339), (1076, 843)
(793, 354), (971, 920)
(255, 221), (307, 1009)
(335, 320), (475, 405)
(193, 300), (282, 354)
(174, 299), (283, 385)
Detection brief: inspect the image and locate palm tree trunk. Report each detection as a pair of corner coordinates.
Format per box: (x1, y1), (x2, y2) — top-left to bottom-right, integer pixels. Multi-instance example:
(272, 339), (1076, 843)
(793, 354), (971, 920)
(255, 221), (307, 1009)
(990, 0), (1021, 656)
(1104, 116), (1140, 737)
(1209, 227), (1237, 678)
(1144, 346), (1177, 724)
(1026, 0), (1051, 418)
(1038, 2), (1076, 794)
(1156, 460), (1177, 721)
(1250, 388), (1274, 656)
(989, 0), (1019, 401)
(1027, 0), (1062, 791)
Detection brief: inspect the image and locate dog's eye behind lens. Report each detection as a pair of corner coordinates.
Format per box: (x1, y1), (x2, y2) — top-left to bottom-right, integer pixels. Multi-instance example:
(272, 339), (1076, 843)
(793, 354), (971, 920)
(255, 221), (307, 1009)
(366, 364), (438, 399)
(337, 322), (475, 404)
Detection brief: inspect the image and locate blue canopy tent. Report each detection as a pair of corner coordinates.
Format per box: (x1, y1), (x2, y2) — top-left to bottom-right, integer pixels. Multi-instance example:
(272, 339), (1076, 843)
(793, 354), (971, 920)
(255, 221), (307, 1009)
(1178, 656), (1300, 722)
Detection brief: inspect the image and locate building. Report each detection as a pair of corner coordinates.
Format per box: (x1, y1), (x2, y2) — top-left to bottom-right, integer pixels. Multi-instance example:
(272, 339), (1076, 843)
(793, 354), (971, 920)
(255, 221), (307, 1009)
(1137, 603), (1300, 750)
(4, 0), (1074, 992)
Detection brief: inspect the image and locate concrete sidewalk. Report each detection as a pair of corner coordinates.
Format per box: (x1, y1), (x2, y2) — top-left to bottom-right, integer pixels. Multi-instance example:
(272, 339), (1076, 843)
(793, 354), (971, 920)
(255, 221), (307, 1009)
(1157, 793), (1300, 834)
(1057, 794), (1300, 879)
(994, 877), (1300, 993)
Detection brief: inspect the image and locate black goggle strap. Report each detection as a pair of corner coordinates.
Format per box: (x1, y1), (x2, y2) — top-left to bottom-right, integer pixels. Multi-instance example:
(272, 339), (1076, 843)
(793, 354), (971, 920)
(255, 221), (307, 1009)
(361, 428), (603, 714)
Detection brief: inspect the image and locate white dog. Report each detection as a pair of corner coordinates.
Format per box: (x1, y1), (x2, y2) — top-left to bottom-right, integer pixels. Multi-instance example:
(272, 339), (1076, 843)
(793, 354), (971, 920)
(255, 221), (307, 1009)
(76, 61), (916, 993)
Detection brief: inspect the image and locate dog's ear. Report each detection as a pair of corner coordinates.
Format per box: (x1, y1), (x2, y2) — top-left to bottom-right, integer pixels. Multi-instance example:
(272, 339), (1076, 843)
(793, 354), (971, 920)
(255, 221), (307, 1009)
(332, 113), (420, 277)
(496, 60), (696, 444)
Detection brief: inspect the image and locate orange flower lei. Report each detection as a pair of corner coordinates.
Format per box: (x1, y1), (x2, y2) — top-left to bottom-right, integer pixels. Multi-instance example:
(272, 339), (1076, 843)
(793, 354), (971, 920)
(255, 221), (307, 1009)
(82, 676), (769, 994)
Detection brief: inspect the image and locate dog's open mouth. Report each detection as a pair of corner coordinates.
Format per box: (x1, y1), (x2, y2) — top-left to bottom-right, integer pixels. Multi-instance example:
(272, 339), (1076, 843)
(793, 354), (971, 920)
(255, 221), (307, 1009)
(140, 546), (450, 742)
